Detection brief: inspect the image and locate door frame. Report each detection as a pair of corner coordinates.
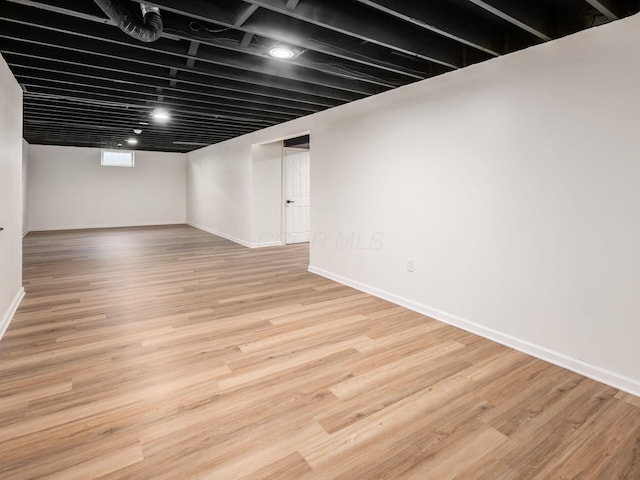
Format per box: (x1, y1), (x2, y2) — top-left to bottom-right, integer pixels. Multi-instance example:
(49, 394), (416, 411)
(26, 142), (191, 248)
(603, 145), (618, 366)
(282, 146), (311, 245)
(252, 130), (310, 247)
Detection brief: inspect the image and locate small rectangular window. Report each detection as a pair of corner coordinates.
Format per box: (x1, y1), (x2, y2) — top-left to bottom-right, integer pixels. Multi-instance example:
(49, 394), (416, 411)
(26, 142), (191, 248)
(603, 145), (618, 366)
(101, 150), (135, 167)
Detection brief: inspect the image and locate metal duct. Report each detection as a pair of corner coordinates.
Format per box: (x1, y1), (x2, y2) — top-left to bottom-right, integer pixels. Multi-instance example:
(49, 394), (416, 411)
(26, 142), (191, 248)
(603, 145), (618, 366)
(93, 1), (163, 43)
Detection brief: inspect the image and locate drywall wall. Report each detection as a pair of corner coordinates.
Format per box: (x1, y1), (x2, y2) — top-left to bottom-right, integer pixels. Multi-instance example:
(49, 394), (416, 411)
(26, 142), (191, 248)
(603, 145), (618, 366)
(0, 53), (24, 338)
(28, 145), (187, 231)
(187, 140), (253, 246)
(22, 140), (28, 237)
(252, 142), (283, 247)
(187, 14), (640, 395)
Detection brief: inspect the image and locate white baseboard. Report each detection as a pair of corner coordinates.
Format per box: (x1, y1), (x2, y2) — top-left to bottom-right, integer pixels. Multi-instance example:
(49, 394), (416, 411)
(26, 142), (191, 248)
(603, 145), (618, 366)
(0, 287), (25, 341)
(252, 240), (286, 248)
(187, 222), (253, 248)
(308, 265), (640, 398)
(188, 222), (285, 249)
(28, 222), (185, 232)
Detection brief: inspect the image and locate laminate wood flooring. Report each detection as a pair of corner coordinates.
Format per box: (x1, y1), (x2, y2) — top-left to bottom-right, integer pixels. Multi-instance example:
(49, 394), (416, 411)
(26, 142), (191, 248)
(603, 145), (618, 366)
(1, 225), (638, 479)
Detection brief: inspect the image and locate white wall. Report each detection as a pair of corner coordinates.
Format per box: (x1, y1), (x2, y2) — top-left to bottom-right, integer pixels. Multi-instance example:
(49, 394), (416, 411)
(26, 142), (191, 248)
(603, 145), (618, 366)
(187, 141), (253, 246)
(187, 14), (640, 396)
(28, 145), (187, 231)
(22, 140), (28, 236)
(309, 20), (640, 394)
(0, 54), (24, 338)
(252, 142), (283, 247)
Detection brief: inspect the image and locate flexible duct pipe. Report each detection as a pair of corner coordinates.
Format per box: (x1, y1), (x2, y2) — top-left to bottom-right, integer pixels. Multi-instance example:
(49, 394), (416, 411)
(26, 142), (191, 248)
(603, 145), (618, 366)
(93, 0), (163, 43)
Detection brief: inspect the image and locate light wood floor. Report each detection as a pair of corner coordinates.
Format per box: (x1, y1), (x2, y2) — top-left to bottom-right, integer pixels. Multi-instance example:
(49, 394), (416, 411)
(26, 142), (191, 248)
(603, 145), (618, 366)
(1, 225), (638, 479)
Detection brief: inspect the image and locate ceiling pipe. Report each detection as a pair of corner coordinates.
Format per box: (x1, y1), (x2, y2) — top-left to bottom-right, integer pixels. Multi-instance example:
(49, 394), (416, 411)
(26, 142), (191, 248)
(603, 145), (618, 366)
(93, 0), (163, 43)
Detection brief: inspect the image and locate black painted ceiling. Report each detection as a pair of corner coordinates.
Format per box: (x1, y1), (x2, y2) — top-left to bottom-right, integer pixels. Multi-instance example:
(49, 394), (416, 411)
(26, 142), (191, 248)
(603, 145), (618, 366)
(1, 0), (638, 152)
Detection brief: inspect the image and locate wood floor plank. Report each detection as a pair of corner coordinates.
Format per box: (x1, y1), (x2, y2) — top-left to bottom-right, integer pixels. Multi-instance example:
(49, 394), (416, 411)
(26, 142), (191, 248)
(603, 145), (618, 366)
(0, 225), (637, 479)
(328, 340), (466, 401)
(41, 443), (144, 480)
(236, 452), (314, 480)
(399, 423), (508, 480)
(529, 397), (640, 479)
(0, 379), (72, 411)
(617, 390), (640, 408)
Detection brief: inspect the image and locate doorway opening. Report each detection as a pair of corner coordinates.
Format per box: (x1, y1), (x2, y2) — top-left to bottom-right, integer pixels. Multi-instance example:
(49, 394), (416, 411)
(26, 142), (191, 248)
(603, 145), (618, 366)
(250, 132), (310, 248)
(283, 135), (310, 245)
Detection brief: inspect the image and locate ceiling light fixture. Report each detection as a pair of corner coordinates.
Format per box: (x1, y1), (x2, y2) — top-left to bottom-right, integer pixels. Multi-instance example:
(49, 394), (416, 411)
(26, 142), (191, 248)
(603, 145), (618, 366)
(151, 108), (170, 122)
(127, 138), (138, 145)
(269, 46), (295, 59)
(133, 128), (142, 134)
(139, 121), (149, 126)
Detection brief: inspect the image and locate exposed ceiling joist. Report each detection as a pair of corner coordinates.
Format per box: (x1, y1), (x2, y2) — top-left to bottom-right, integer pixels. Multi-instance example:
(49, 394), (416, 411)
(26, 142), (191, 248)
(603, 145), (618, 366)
(464, 0), (554, 41)
(23, 99), (260, 131)
(130, 0), (437, 80)
(0, 0), (635, 152)
(24, 85), (280, 126)
(10, 62), (319, 116)
(239, 0), (464, 68)
(0, 8), (384, 96)
(584, 0), (619, 20)
(353, 0), (503, 56)
(185, 40), (199, 68)
(21, 83), (291, 127)
(285, 0), (300, 9)
(240, 31), (254, 48)
(0, 36), (359, 105)
(238, 12), (433, 80)
(234, 3), (259, 27)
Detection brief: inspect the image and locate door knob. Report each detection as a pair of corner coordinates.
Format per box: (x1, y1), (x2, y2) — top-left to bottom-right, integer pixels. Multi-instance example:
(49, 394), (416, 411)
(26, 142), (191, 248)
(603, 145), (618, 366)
(286, 200), (294, 204)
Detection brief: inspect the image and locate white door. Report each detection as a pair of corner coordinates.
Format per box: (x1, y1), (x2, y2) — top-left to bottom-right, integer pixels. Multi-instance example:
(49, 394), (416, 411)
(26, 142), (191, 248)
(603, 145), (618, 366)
(284, 150), (310, 244)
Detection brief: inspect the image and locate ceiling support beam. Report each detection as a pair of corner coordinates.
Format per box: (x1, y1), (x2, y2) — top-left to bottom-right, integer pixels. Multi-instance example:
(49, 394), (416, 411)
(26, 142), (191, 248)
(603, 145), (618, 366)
(126, 0), (459, 75)
(24, 92), (271, 126)
(186, 41), (200, 68)
(353, 0), (503, 56)
(9, 61), (320, 114)
(234, 4), (259, 27)
(134, 0), (436, 80)
(240, 0), (462, 68)
(24, 110), (254, 137)
(0, 39), (356, 104)
(2, 49), (339, 108)
(464, 0), (553, 41)
(168, 67), (177, 87)
(0, 12), (381, 96)
(286, 0), (300, 9)
(134, 0), (237, 25)
(583, 0), (618, 20)
(15, 73), (311, 119)
(239, 14), (432, 80)
(240, 32), (254, 48)
(12, 0), (433, 83)
(4, 0), (112, 25)
(23, 98), (264, 130)
(24, 119), (245, 141)
(21, 83), (285, 125)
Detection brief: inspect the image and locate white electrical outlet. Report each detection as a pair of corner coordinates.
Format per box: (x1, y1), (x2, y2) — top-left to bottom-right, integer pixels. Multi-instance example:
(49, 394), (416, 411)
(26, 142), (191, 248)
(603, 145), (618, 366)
(407, 259), (414, 272)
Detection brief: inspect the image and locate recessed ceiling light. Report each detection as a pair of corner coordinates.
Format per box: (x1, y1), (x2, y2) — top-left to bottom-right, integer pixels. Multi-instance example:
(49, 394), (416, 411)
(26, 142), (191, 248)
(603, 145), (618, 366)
(151, 108), (170, 122)
(139, 121), (149, 126)
(133, 128), (142, 134)
(269, 46), (295, 59)
(127, 138), (138, 145)
(117, 143), (123, 147)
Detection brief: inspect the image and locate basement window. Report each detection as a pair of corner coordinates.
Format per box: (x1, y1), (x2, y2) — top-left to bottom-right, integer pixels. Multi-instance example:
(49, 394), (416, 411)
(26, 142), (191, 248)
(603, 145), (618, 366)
(101, 149), (135, 167)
